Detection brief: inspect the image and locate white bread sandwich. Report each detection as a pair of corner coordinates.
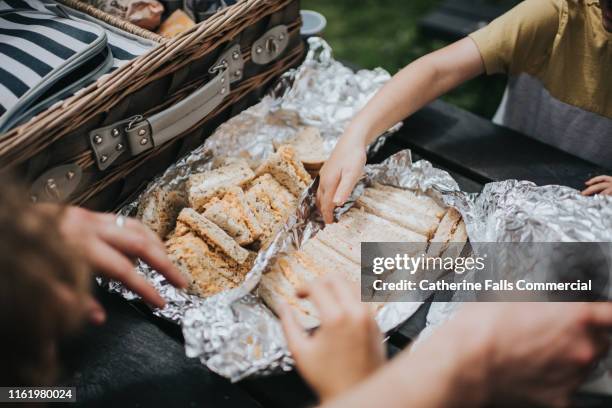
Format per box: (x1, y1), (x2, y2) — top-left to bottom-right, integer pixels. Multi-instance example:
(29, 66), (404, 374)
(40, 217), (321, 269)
(203, 187), (263, 246)
(427, 208), (468, 258)
(256, 145), (312, 197)
(273, 127), (327, 170)
(316, 208), (428, 264)
(370, 183), (446, 219)
(261, 238), (380, 329)
(259, 262), (321, 329)
(186, 159), (254, 211)
(296, 238), (360, 283)
(177, 208), (250, 265)
(356, 192), (440, 238)
(260, 238), (359, 330)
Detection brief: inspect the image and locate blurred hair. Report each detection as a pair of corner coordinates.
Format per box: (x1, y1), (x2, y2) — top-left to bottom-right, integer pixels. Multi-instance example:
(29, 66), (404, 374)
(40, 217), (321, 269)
(0, 179), (90, 386)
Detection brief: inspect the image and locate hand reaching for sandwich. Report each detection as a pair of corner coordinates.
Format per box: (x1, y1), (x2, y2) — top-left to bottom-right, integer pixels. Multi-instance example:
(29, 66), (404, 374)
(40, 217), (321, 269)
(279, 275), (385, 402)
(582, 175), (612, 196)
(40, 205), (187, 323)
(317, 131), (367, 224)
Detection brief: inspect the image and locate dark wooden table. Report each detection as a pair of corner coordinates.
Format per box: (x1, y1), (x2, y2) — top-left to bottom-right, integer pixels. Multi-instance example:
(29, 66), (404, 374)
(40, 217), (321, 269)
(62, 98), (611, 407)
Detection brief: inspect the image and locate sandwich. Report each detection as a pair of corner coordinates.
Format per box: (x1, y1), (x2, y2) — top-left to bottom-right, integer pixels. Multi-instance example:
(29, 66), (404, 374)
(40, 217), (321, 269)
(256, 145), (312, 197)
(296, 238), (361, 283)
(370, 183), (446, 219)
(245, 174), (298, 245)
(356, 191), (440, 238)
(137, 186), (187, 238)
(273, 127), (327, 171)
(203, 186), (263, 246)
(166, 232), (253, 297)
(261, 238), (382, 329)
(259, 238), (360, 330)
(427, 208), (468, 258)
(259, 262), (321, 329)
(186, 159), (254, 211)
(316, 208), (428, 264)
(177, 207), (250, 264)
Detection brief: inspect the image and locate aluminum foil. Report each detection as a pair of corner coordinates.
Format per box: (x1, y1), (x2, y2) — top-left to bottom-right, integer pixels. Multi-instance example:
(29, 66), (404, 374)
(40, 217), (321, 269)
(182, 150), (462, 381)
(100, 37), (414, 381)
(204, 37), (401, 162)
(417, 180), (612, 393)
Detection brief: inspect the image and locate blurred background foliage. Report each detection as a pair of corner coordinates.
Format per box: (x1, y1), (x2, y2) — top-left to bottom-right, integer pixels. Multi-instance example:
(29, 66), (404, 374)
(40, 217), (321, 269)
(301, 0), (507, 119)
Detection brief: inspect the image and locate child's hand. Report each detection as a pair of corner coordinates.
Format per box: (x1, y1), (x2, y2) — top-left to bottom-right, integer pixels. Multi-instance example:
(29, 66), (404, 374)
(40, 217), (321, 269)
(317, 133), (367, 224)
(582, 175), (612, 196)
(279, 275), (385, 402)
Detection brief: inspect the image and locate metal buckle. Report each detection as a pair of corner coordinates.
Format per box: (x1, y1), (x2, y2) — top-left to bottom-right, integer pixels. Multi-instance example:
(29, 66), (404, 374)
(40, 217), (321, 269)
(208, 60), (228, 75)
(211, 43), (243, 83)
(89, 116), (152, 171)
(252, 25), (289, 65)
(89, 44), (243, 171)
(126, 114), (144, 130)
(30, 164), (82, 203)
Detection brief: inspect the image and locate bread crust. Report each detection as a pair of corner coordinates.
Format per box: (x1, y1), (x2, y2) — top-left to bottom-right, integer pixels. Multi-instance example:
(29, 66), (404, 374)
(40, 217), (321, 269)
(187, 160), (254, 211)
(177, 208), (250, 264)
(370, 183), (446, 219)
(245, 174), (297, 246)
(273, 127), (327, 169)
(203, 187), (263, 246)
(166, 232), (250, 297)
(356, 195), (439, 238)
(256, 145), (312, 197)
(137, 187), (187, 238)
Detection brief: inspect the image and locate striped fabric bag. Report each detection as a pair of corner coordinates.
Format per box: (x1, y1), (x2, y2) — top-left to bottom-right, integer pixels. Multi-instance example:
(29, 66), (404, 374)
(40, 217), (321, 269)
(0, 0), (155, 131)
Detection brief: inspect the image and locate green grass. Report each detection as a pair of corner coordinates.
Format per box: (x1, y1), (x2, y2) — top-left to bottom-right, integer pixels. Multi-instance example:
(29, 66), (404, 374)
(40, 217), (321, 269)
(301, 0), (507, 119)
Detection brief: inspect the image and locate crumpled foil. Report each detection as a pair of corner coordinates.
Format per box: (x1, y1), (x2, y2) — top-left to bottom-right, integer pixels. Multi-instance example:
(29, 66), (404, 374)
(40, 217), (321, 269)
(204, 37), (401, 162)
(182, 150), (461, 381)
(100, 37), (416, 381)
(418, 180), (612, 393)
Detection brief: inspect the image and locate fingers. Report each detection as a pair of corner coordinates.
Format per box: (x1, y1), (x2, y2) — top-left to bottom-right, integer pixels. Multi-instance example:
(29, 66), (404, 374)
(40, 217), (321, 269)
(333, 169), (360, 207)
(85, 296), (106, 325)
(298, 276), (369, 326)
(582, 176), (612, 196)
(278, 301), (308, 352)
(585, 175), (612, 186)
(326, 276), (361, 309)
(582, 183), (610, 196)
(304, 279), (343, 323)
(89, 242), (166, 308)
(318, 170), (341, 224)
(97, 215), (187, 289)
(585, 302), (612, 327)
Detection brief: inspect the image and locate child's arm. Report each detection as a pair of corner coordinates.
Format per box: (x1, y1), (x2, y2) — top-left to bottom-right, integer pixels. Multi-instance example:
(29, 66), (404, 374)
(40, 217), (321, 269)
(317, 37), (484, 223)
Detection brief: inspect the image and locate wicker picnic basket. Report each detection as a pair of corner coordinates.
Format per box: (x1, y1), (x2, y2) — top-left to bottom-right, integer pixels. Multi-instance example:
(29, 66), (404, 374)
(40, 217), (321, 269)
(0, 0), (304, 211)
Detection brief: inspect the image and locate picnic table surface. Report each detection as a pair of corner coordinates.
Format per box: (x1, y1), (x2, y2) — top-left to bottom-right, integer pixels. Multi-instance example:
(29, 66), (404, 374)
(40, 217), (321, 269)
(64, 97), (611, 407)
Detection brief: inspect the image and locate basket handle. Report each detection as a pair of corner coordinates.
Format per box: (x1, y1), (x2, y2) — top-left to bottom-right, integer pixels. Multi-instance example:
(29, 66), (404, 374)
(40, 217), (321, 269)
(88, 44), (244, 171)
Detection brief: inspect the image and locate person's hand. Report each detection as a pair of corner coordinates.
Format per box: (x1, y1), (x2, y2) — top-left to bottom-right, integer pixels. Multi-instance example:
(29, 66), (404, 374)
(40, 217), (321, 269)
(423, 303), (612, 407)
(582, 175), (612, 196)
(279, 275), (385, 402)
(43, 205), (187, 317)
(317, 130), (367, 224)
